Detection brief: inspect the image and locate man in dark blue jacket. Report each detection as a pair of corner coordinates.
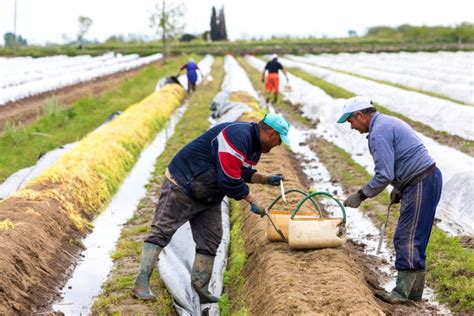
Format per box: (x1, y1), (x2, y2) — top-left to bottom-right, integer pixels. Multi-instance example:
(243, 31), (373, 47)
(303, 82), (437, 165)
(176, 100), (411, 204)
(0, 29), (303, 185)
(261, 54), (289, 103)
(133, 113), (291, 303)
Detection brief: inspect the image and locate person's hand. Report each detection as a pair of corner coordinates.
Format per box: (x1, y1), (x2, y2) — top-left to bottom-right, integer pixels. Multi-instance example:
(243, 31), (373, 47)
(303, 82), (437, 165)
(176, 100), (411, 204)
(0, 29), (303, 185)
(265, 174), (285, 186)
(250, 201), (266, 217)
(343, 191), (365, 208)
(390, 188), (401, 204)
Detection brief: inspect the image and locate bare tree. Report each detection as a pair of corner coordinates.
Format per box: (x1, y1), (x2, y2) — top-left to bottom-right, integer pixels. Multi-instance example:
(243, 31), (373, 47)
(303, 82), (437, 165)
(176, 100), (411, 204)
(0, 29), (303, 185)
(77, 16), (93, 49)
(150, 0), (185, 59)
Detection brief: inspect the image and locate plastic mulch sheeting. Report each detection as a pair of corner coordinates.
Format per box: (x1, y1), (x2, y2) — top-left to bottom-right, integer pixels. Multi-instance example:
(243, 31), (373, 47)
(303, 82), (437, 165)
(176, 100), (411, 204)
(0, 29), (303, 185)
(280, 55), (474, 141)
(294, 52), (474, 105)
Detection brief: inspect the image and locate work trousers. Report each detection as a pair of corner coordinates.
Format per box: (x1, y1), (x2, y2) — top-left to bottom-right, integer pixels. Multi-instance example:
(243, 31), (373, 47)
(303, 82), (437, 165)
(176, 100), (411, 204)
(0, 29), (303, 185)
(394, 168), (442, 271)
(146, 179), (223, 256)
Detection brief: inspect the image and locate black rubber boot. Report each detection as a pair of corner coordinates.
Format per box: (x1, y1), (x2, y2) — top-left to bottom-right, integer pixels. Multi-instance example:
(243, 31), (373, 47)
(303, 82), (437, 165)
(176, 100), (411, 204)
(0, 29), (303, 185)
(191, 253), (220, 303)
(375, 270), (417, 304)
(409, 271), (426, 301)
(133, 242), (161, 300)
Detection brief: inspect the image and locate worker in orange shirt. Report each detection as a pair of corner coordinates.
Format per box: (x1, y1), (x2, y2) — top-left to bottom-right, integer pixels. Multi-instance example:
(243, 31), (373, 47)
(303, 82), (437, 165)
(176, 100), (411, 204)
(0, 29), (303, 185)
(261, 54), (289, 103)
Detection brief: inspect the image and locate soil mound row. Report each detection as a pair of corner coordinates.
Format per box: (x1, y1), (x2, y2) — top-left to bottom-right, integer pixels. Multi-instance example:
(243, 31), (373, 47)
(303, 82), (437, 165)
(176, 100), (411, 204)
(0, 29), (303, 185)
(0, 84), (186, 314)
(239, 146), (385, 315)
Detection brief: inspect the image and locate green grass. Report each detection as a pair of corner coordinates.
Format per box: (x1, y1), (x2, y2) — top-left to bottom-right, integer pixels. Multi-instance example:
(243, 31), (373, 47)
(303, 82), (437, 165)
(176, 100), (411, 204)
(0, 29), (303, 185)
(427, 229), (474, 311)
(2, 35), (473, 58)
(111, 239), (142, 261)
(219, 199), (250, 316)
(91, 58), (225, 315)
(152, 81), (214, 175)
(287, 67), (474, 156)
(0, 57), (188, 183)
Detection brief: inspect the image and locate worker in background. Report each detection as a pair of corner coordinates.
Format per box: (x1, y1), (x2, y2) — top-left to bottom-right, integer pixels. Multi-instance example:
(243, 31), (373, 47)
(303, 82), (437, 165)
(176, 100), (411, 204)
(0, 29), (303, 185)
(133, 114), (291, 303)
(261, 54), (289, 103)
(177, 58), (204, 93)
(337, 96), (442, 304)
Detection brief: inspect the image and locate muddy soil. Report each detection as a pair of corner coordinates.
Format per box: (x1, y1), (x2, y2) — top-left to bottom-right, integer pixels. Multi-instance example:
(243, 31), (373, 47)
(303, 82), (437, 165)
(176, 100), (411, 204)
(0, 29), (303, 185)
(238, 140), (440, 315)
(0, 61), (162, 131)
(0, 187), (87, 314)
(256, 102), (437, 315)
(239, 144), (382, 314)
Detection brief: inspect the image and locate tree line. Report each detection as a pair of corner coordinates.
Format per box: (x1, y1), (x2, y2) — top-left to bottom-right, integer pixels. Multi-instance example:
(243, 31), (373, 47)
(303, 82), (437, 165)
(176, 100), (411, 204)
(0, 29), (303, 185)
(367, 22), (474, 43)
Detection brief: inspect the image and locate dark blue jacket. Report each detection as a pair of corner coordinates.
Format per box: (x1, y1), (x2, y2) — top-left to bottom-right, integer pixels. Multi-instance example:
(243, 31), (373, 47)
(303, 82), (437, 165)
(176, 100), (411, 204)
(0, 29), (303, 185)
(168, 122), (261, 205)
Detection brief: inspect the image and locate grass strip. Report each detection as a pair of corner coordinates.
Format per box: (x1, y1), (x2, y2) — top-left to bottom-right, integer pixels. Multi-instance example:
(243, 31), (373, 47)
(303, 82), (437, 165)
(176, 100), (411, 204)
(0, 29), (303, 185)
(287, 67), (474, 156)
(4, 38), (472, 58)
(243, 59), (473, 313)
(215, 87), (265, 315)
(219, 199), (250, 315)
(0, 57), (188, 183)
(92, 57), (225, 314)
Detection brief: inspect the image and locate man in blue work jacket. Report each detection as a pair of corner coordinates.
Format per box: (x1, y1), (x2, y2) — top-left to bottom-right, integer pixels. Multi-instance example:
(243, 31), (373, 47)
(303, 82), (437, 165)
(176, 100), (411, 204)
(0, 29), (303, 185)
(133, 113), (291, 303)
(337, 97), (442, 304)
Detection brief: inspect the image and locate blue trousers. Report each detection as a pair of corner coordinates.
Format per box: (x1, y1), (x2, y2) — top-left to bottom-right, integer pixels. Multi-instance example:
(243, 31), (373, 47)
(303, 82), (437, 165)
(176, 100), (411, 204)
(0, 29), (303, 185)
(394, 168), (442, 271)
(187, 72), (198, 84)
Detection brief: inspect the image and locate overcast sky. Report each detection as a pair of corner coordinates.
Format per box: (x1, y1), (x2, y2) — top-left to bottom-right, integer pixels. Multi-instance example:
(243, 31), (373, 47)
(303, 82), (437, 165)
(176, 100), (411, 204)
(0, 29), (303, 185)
(0, 0), (472, 45)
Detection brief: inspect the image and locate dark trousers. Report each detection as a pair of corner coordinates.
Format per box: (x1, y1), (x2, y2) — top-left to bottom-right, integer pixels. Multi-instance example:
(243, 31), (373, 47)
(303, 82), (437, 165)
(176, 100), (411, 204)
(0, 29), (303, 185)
(394, 168), (442, 271)
(146, 179), (223, 256)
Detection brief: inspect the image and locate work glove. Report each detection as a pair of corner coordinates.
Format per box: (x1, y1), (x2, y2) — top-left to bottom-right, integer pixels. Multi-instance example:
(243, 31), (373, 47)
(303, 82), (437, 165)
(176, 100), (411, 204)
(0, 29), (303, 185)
(250, 201), (267, 217)
(343, 190), (367, 208)
(390, 188), (401, 204)
(265, 174), (285, 186)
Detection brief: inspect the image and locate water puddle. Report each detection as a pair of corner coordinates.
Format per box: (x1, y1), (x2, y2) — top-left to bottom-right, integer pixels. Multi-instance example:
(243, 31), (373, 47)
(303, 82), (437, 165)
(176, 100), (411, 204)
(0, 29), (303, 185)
(52, 104), (188, 315)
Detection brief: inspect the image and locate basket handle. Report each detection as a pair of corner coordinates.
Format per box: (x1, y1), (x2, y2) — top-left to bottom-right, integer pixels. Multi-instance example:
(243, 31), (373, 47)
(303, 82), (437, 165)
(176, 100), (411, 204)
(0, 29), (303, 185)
(268, 188), (322, 217)
(291, 191), (346, 223)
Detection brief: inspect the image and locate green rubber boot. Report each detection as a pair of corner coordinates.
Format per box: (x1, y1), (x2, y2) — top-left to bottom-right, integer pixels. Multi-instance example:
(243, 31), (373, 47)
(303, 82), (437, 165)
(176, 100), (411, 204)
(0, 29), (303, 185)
(375, 270), (417, 304)
(409, 271), (426, 301)
(191, 253), (220, 303)
(133, 242), (161, 300)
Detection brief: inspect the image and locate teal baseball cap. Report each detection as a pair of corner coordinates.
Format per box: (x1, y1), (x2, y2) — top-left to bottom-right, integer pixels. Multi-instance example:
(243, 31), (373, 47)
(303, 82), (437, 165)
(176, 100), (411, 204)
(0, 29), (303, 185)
(262, 113), (291, 145)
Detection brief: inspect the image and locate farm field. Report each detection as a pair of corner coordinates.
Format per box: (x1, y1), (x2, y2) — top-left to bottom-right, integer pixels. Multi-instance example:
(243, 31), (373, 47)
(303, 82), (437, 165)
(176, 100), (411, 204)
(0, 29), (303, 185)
(0, 50), (472, 315)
